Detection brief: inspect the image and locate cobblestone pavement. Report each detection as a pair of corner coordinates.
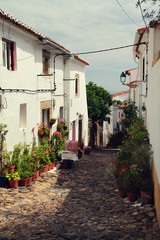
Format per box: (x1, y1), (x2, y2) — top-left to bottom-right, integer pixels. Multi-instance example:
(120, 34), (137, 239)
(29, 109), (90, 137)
(0, 149), (160, 240)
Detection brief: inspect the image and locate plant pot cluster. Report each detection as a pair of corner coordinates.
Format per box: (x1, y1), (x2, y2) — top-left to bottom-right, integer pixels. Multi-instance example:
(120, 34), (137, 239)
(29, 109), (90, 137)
(0, 119), (69, 189)
(84, 146), (91, 155)
(5, 162), (57, 189)
(109, 103), (154, 203)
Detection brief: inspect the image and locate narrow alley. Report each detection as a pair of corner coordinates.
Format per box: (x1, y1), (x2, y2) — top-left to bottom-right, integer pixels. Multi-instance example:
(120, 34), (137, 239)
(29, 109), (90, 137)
(0, 149), (160, 240)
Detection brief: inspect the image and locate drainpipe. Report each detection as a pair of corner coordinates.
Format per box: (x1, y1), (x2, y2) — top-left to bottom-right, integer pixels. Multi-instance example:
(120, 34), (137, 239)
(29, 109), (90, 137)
(145, 43), (149, 97)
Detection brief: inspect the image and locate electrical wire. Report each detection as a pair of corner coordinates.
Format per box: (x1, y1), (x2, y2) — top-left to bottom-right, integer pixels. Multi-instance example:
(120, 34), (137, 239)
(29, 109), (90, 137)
(0, 88), (55, 94)
(115, 0), (140, 26)
(72, 42), (147, 56)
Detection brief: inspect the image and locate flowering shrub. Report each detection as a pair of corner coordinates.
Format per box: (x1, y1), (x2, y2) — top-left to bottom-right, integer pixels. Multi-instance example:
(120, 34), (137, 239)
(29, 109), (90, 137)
(78, 141), (84, 150)
(38, 123), (49, 136)
(57, 119), (69, 139)
(51, 130), (65, 160)
(110, 106), (153, 193)
(84, 146), (91, 153)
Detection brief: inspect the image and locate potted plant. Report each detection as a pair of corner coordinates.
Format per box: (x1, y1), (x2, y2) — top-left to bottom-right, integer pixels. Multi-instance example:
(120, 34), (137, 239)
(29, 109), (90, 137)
(84, 146), (91, 155)
(19, 170), (30, 187)
(0, 166), (9, 188)
(78, 141), (84, 150)
(50, 118), (57, 126)
(6, 171), (20, 188)
(38, 123), (49, 136)
(138, 177), (153, 197)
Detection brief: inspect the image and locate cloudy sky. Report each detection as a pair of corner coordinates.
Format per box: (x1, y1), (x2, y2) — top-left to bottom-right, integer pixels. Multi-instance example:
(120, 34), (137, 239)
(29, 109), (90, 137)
(0, 0), (151, 93)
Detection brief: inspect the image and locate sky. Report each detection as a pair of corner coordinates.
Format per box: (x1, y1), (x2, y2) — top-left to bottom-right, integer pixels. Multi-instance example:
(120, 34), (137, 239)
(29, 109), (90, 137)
(0, 0), (150, 93)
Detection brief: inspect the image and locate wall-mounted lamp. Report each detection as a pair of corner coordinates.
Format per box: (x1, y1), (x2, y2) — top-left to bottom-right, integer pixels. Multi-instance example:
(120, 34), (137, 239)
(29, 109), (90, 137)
(77, 112), (82, 118)
(120, 72), (126, 85)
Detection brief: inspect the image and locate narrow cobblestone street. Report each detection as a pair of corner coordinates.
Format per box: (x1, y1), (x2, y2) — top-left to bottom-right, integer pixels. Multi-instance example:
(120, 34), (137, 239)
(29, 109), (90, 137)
(0, 149), (160, 240)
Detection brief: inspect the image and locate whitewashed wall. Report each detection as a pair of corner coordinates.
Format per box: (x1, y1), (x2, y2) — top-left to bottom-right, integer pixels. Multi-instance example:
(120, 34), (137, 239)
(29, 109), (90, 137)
(147, 27), (160, 184)
(0, 18), (89, 150)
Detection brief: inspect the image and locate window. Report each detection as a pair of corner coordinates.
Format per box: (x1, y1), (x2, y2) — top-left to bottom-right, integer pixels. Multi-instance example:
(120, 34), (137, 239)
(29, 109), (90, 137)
(2, 38), (15, 71)
(42, 49), (50, 74)
(20, 104), (27, 129)
(59, 106), (63, 119)
(75, 74), (79, 96)
(42, 108), (50, 128)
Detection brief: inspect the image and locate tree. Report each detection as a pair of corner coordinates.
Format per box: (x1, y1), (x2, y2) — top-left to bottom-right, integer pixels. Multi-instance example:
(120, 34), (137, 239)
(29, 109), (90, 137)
(86, 81), (112, 147)
(136, 0), (160, 21)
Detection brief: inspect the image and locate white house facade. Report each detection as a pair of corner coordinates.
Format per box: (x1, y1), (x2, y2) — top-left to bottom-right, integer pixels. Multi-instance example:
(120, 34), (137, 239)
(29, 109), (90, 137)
(133, 24), (160, 226)
(103, 90), (129, 147)
(0, 9), (89, 151)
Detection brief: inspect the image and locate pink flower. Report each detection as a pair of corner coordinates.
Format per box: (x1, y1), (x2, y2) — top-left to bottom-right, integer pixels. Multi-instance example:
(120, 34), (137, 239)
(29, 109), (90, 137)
(33, 136), (36, 140)
(45, 150), (49, 154)
(32, 128), (34, 132)
(54, 131), (61, 135)
(120, 117), (125, 122)
(60, 119), (65, 123)
(37, 123), (39, 126)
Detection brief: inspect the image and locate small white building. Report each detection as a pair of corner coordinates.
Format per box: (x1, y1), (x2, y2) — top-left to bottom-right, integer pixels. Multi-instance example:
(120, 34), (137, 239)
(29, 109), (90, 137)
(0, 9), (89, 150)
(103, 90), (129, 146)
(133, 24), (160, 227)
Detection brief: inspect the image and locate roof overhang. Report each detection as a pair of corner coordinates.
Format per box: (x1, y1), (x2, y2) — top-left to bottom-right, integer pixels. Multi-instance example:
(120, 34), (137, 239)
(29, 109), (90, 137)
(133, 27), (149, 62)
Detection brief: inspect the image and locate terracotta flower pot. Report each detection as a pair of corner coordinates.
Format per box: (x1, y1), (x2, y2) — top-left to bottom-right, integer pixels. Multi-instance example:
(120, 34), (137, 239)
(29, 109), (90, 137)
(140, 191), (153, 197)
(127, 192), (137, 202)
(38, 129), (44, 135)
(27, 177), (32, 186)
(48, 164), (52, 170)
(34, 171), (39, 179)
(52, 162), (57, 168)
(118, 189), (127, 198)
(42, 166), (48, 173)
(32, 173), (35, 181)
(50, 120), (56, 126)
(84, 151), (90, 155)
(39, 168), (43, 176)
(9, 179), (19, 188)
(19, 178), (28, 187)
(8, 164), (15, 174)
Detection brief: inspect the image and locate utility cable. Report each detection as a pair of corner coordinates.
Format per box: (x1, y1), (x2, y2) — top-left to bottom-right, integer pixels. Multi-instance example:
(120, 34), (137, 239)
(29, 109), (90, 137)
(115, 0), (140, 26)
(72, 42), (147, 56)
(0, 88), (55, 94)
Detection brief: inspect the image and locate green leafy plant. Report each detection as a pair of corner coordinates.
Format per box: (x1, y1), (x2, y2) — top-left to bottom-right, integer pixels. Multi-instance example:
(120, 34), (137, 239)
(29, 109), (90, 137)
(0, 123), (8, 167)
(51, 130), (65, 160)
(6, 171), (20, 180)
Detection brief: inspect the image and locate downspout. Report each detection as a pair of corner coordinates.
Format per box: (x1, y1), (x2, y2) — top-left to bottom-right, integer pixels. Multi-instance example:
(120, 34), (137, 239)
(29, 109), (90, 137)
(145, 43), (149, 97)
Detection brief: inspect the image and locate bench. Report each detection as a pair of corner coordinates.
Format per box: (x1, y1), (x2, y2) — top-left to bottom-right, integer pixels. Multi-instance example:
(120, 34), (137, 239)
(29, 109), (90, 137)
(60, 140), (79, 169)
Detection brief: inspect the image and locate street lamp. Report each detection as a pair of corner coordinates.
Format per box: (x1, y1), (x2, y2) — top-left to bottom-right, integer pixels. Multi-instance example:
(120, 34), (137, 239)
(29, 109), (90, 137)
(120, 72), (126, 85)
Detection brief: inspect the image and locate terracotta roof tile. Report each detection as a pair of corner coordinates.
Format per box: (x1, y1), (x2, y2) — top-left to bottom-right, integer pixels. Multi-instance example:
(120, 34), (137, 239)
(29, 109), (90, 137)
(112, 90), (129, 97)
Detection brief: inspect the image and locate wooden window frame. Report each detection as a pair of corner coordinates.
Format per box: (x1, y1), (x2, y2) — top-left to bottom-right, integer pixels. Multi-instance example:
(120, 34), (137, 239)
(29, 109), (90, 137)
(42, 49), (50, 75)
(2, 38), (16, 71)
(75, 74), (79, 96)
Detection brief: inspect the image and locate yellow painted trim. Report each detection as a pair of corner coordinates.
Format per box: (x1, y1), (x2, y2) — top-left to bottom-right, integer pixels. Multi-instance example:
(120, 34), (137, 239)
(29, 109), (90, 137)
(152, 51), (160, 67)
(152, 161), (160, 228)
